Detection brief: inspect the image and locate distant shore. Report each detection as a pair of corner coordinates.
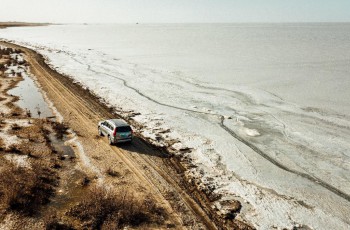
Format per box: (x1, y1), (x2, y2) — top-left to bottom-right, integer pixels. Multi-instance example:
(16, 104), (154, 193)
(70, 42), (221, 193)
(0, 22), (51, 29)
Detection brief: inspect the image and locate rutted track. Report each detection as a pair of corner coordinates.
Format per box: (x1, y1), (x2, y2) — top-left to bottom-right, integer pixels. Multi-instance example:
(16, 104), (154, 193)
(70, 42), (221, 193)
(1, 41), (226, 229)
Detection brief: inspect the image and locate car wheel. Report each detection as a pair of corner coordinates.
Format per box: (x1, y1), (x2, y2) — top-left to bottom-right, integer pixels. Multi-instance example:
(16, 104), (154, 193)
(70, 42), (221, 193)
(108, 136), (113, 145)
(98, 128), (103, 136)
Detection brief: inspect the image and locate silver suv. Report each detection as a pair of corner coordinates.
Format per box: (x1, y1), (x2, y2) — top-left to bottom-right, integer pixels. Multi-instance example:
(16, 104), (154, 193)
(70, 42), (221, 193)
(98, 119), (133, 144)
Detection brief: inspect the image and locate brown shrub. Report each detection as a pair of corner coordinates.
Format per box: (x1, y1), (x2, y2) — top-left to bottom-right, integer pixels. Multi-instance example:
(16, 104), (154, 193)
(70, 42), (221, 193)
(79, 176), (91, 187)
(0, 63), (5, 71)
(5, 144), (22, 154)
(51, 122), (69, 139)
(68, 186), (166, 229)
(42, 211), (75, 230)
(105, 167), (120, 177)
(11, 123), (21, 130)
(0, 160), (58, 216)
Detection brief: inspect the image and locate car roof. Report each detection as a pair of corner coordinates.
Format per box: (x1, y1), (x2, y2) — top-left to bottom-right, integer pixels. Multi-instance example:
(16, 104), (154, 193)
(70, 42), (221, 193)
(107, 119), (129, 127)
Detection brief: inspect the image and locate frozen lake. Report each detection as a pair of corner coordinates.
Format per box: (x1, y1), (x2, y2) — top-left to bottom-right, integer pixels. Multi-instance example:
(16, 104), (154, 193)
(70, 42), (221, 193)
(1, 23), (350, 229)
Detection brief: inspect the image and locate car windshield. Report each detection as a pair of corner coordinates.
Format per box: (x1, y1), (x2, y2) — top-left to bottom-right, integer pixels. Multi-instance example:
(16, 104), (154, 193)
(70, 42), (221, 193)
(117, 126), (131, 132)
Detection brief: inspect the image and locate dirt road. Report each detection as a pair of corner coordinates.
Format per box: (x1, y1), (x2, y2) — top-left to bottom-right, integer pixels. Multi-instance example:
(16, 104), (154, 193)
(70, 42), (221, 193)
(0, 42), (213, 229)
(0, 41), (253, 229)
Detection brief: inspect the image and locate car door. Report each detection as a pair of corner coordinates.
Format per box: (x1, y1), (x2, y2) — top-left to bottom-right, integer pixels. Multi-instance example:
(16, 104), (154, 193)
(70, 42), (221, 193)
(101, 121), (109, 135)
(106, 123), (114, 136)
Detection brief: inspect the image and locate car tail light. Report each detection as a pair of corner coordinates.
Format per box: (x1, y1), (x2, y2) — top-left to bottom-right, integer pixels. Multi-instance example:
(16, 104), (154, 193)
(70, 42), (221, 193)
(113, 127), (117, 136)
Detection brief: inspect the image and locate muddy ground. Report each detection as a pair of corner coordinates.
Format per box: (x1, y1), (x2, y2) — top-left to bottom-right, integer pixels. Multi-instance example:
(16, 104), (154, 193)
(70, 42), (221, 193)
(0, 42), (253, 229)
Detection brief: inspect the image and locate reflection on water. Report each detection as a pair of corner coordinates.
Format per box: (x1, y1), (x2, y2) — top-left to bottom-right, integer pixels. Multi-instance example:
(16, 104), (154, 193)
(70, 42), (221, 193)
(9, 74), (53, 118)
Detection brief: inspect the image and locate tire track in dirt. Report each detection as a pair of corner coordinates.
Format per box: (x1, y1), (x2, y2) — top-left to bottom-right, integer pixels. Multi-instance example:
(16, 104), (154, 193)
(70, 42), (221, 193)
(126, 144), (217, 228)
(27, 54), (187, 227)
(1, 41), (220, 229)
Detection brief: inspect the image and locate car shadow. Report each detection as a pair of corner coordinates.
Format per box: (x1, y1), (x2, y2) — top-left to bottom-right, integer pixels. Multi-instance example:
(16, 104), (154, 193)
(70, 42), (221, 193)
(116, 136), (169, 158)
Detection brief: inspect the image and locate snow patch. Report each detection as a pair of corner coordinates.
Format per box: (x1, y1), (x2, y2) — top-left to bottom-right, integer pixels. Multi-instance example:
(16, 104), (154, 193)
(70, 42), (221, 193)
(4, 154), (30, 168)
(244, 128), (260, 137)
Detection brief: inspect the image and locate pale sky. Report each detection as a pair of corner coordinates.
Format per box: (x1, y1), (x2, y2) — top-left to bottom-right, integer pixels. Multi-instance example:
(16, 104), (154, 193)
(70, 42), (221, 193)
(0, 0), (350, 23)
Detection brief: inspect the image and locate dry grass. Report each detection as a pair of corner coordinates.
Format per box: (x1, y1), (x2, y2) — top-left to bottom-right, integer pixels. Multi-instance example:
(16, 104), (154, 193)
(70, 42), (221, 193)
(79, 176), (91, 187)
(42, 211), (75, 230)
(10, 123), (21, 131)
(0, 63), (5, 72)
(5, 144), (22, 154)
(51, 121), (69, 139)
(0, 160), (58, 216)
(106, 167), (121, 177)
(68, 186), (166, 229)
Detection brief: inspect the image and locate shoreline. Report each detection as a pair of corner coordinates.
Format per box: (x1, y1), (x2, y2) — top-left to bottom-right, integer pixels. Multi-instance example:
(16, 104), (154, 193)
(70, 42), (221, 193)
(0, 22), (51, 29)
(0, 41), (253, 229)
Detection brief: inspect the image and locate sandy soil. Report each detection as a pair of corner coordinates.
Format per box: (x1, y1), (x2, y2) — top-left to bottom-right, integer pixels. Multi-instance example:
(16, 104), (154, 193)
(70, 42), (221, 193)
(0, 42), (253, 229)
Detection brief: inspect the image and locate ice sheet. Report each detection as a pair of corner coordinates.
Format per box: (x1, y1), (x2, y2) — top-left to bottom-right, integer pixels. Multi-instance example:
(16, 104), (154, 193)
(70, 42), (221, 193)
(1, 24), (350, 229)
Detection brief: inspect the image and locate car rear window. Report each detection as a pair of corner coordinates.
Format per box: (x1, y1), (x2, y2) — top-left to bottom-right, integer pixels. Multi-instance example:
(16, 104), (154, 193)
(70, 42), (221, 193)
(117, 126), (131, 132)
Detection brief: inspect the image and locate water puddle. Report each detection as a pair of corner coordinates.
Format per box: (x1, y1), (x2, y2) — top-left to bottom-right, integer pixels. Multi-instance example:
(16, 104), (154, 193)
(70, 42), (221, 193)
(48, 133), (85, 210)
(8, 71), (84, 211)
(49, 168), (87, 211)
(9, 74), (53, 118)
(49, 133), (75, 158)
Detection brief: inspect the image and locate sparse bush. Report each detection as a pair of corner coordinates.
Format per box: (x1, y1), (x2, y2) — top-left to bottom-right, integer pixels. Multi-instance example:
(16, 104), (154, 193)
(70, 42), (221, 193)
(42, 211), (75, 230)
(11, 111), (21, 117)
(68, 186), (166, 229)
(11, 123), (21, 130)
(52, 122), (69, 139)
(45, 220), (75, 230)
(79, 176), (91, 187)
(106, 168), (120, 177)
(5, 59), (11, 66)
(0, 160), (58, 216)
(25, 109), (32, 118)
(18, 59), (26, 65)
(5, 144), (22, 154)
(0, 63), (5, 71)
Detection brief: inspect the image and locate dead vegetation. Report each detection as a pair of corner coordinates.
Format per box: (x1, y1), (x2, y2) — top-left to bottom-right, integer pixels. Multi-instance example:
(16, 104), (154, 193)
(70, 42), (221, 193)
(106, 167), (121, 177)
(0, 160), (58, 216)
(68, 186), (166, 229)
(51, 121), (69, 139)
(42, 212), (75, 230)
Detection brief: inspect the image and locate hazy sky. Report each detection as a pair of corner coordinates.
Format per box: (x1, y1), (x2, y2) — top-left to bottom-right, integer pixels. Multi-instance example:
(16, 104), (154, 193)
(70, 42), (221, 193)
(1, 0), (350, 23)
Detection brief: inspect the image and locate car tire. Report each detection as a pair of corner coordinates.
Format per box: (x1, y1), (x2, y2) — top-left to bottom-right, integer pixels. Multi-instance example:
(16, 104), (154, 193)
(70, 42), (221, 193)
(98, 128), (103, 136)
(108, 136), (113, 145)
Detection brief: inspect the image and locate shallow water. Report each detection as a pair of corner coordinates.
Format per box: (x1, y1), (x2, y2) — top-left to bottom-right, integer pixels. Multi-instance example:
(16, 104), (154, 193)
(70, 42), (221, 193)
(9, 74), (53, 118)
(47, 133), (83, 211)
